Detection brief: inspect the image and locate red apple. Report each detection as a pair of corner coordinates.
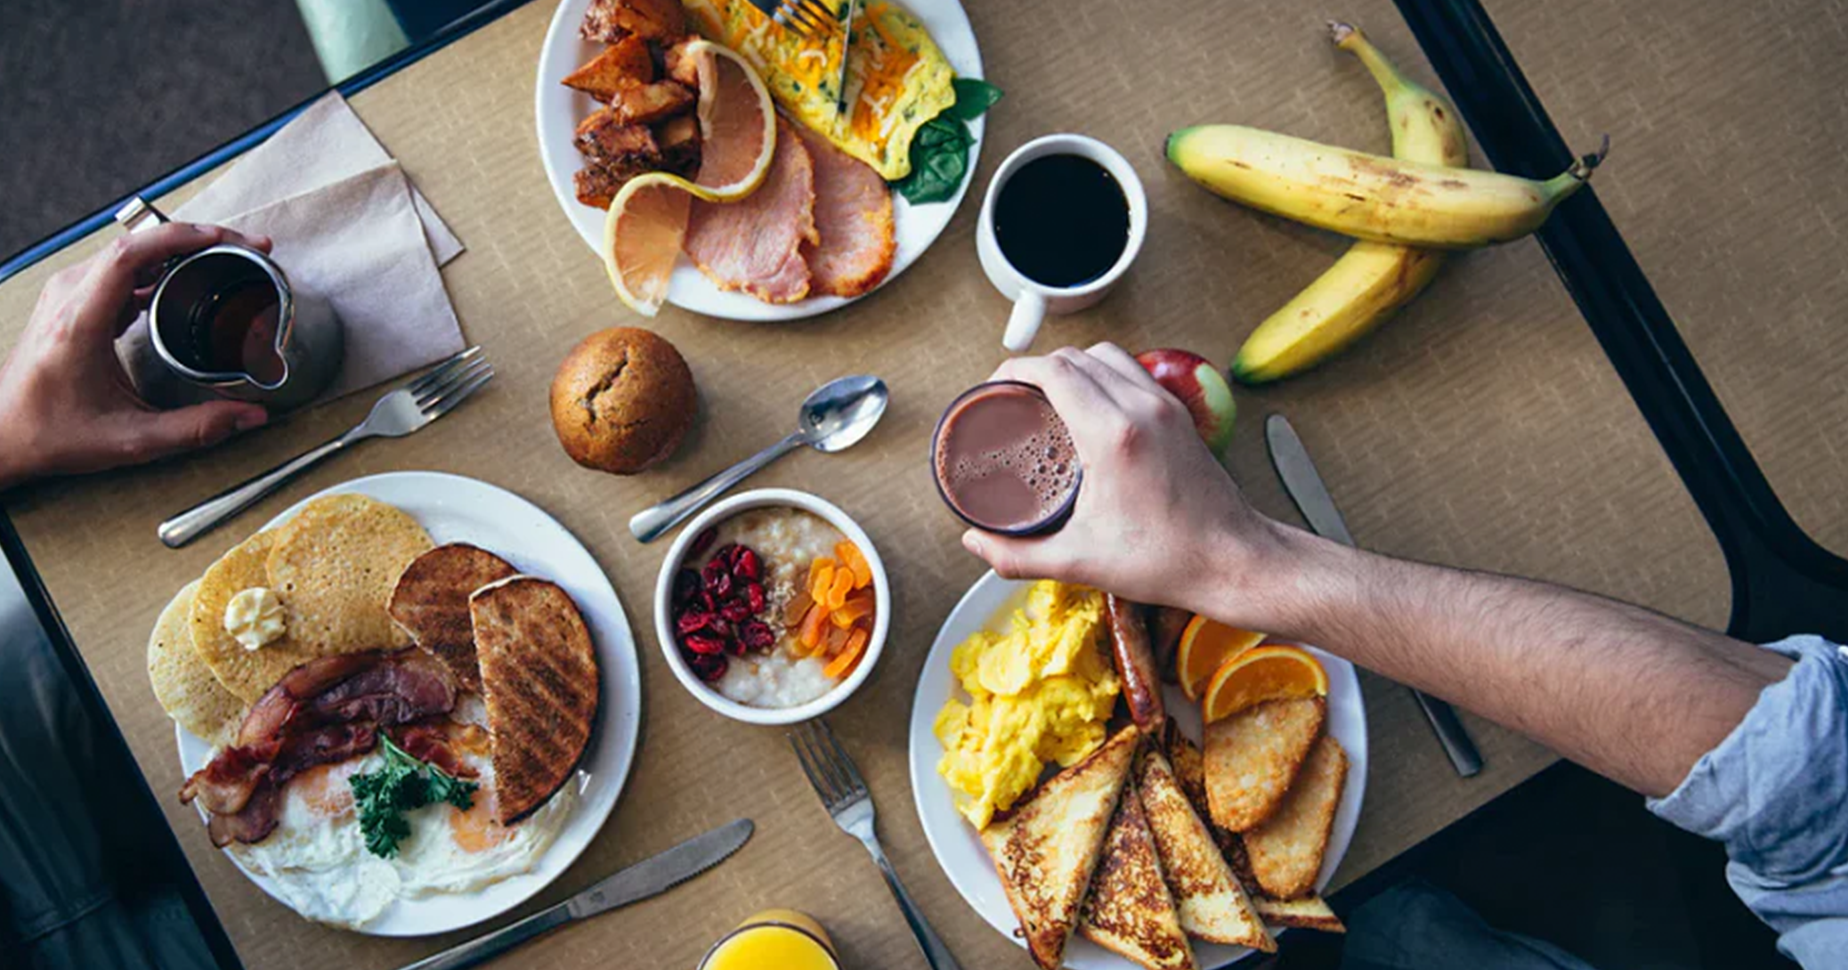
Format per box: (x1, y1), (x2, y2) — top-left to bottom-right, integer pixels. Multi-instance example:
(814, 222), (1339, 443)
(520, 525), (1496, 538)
(1136, 348), (1237, 459)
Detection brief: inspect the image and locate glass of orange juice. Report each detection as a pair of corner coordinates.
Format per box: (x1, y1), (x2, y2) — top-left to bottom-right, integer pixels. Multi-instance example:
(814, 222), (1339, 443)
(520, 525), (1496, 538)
(699, 909), (839, 970)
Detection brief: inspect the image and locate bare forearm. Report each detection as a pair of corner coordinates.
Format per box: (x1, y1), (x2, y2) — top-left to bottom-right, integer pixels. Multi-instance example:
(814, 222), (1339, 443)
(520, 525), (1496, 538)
(1208, 522), (1789, 797)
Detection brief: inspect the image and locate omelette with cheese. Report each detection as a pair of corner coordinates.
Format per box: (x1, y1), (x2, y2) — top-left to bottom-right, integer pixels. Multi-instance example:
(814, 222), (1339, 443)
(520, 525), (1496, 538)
(681, 0), (955, 179)
(934, 581), (1122, 830)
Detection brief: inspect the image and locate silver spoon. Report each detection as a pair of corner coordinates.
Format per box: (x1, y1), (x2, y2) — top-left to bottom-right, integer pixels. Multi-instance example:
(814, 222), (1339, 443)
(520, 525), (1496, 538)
(629, 375), (889, 543)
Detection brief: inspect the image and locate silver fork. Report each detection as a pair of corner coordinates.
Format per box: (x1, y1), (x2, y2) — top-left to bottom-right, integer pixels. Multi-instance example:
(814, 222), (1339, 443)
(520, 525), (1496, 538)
(790, 719), (963, 970)
(747, 0), (837, 37)
(158, 346), (493, 548)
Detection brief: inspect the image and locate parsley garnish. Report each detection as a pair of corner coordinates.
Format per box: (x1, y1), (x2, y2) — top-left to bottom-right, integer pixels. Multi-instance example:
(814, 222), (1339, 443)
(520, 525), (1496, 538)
(894, 78), (1003, 205)
(349, 734), (478, 859)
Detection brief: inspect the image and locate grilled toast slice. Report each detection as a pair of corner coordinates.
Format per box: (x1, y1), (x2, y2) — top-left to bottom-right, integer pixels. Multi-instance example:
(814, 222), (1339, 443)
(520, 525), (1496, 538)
(1244, 735), (1348, 899)
(1078, 775), (1196, 970)
(1164, 719), (1346, 934)
(389, 543), (517, 692)
(1135, 744), (1274, 952)
(470, 576), (599, 824)
(983, 725), (1138, 970)
(1205, 696), (1325, 832)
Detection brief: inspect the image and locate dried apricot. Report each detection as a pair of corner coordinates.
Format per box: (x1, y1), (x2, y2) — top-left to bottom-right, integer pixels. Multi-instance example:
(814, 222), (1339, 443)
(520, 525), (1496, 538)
(784, 590), (815, 627)
(832, 591), (874, 628)
(824, 628), (868, 679)
(836, 542), (873, 589)
(797, 602), (829, 651)
(824, 568), (854, 611)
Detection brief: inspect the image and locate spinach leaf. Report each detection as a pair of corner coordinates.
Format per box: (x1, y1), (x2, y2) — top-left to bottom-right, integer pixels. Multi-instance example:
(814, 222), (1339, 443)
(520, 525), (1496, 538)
(946, 78), (1004, 122)
(894, 78), (1001, 206)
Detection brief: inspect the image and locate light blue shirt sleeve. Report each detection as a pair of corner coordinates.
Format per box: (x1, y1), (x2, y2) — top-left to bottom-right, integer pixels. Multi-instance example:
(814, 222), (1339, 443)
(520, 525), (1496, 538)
(1646, 635), (1848, 969)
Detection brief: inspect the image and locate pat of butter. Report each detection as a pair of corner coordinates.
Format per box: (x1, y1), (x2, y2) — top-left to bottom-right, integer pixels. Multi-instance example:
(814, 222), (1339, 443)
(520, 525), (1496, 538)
(224, 587), (287, 651)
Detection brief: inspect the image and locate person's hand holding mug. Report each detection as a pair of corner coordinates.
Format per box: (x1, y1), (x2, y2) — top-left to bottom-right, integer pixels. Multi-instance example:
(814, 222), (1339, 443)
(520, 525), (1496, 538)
(0, 223), (272, 491)
(957, 343), (1291, 629)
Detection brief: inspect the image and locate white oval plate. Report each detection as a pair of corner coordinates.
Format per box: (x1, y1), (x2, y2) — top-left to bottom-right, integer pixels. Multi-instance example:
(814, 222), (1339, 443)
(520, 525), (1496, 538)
(533, 0), (985, 321)
(908, 572), (1369, 969)
(175, 471), (643, 937)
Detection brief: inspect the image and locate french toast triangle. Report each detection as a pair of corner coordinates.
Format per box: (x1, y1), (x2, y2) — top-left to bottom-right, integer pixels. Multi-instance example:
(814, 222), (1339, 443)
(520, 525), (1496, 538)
(1135, 744), (1275, 953)
(982, 725), (1140, 970)
(1078, 774), (1197, 970)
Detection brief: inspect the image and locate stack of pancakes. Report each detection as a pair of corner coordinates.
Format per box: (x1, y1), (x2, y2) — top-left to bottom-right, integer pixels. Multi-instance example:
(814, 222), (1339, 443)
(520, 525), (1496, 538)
(149, 494), (600, 828)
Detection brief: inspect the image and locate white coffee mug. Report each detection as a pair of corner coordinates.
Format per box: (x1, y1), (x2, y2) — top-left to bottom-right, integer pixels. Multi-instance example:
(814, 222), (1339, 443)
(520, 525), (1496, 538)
(977, 133), (1148, 353)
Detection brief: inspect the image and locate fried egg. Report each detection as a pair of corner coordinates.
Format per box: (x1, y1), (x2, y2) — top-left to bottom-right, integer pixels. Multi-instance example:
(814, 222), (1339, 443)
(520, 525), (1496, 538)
(683, 0), (955, 179)
(227, 711), (577, 929)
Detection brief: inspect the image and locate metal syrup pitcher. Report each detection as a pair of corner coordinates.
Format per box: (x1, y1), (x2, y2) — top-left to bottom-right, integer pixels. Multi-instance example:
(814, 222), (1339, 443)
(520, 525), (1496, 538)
(116, 197), (342, 412)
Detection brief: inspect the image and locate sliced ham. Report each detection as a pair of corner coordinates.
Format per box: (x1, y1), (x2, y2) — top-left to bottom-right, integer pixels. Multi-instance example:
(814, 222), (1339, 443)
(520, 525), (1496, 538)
(791, 124), (896, 298)
(684, 117), (818, 303)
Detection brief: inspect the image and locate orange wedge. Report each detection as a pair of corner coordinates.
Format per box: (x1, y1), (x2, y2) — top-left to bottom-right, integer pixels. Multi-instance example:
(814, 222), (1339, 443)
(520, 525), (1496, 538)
(1176, 615), (1267, 701)
(1201, 645), (1329, 724)
(601, 40), (776, 316)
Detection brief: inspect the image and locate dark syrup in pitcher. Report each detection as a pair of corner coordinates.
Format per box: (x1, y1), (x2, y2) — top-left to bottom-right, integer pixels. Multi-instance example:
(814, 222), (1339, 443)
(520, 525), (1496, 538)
(993, 154), (1130, 288)
(192, 278), (285, 384)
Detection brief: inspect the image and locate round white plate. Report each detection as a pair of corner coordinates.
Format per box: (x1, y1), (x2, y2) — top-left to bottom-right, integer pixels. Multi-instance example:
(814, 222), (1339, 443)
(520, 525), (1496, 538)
(908, 572), (1369, 969)
(176, 471), (643, 937)
(533, 0), (985, 321)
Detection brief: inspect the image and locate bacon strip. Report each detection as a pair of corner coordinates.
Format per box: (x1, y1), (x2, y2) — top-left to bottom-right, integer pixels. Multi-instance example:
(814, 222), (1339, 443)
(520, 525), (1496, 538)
(180, 650), (458, 845)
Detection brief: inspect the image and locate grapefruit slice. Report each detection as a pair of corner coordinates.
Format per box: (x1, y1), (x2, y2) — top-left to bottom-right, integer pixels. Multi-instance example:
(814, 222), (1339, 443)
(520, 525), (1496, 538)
(1176, 615), (1266, 701)
(601, 40), (777, 316)
(1201, 645), (1329, 724)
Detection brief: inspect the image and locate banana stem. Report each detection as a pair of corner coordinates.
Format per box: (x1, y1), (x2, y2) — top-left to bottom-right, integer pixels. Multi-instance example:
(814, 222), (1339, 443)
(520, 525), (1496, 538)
(1543, 135), (1612, 201)
(1329, 21), (1410, 95)
(1570, 133), (1613, 180)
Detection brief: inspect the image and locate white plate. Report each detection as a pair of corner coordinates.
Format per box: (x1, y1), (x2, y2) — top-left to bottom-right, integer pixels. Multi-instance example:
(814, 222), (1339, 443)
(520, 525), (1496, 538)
(175, 472), (643, 937)
(907, 573), (1369, 969)
(533, 0), (985, 321)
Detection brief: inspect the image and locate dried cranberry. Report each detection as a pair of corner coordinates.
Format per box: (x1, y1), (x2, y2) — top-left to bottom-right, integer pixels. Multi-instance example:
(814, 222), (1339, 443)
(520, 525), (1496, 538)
(710, 544), (739, 570)
(726, 636), (748, 656)
(684, 633), (726, 656)
(701, 556), (728, 584)
(706, 569), (733, 599)
(688, 527), (718, 558)
(708, 617), (733, 639)
(720, 601), (753, 624)
(689, 652), (728, 682)
(745, 582), (766, 614)
(700, 590), (718, 613)
(732, 547), (761, 581)
(672, 568), (701, 606)
(676, 610), (714, 635)
(740, 620), (775, 653)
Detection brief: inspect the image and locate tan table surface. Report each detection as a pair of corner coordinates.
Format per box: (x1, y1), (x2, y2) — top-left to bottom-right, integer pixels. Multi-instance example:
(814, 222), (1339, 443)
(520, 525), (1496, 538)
(11, 0), (1825, 966)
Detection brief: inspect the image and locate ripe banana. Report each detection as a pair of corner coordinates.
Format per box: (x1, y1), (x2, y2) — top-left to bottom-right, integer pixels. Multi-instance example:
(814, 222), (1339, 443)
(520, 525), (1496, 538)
(1166, 124), (1605, 250)
(1232, 22), (1466, 383)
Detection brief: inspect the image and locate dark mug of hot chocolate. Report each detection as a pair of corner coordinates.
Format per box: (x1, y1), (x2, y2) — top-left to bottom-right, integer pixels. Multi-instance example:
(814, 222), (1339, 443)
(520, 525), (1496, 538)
(931, 381), (1081, 535)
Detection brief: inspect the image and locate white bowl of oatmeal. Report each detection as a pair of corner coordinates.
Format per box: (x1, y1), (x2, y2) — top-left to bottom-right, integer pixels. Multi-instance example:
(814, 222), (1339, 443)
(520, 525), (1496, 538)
(654, 489), (890, 725)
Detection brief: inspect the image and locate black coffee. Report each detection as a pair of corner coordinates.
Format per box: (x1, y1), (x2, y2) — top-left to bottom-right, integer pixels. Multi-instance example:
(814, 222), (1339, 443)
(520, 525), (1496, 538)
(994, 154), (1130, 288)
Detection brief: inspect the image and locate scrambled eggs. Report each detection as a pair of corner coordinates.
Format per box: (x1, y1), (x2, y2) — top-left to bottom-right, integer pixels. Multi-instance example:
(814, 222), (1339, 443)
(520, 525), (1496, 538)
(934, 581), (1121, 829)
(682, 0), (956, 179)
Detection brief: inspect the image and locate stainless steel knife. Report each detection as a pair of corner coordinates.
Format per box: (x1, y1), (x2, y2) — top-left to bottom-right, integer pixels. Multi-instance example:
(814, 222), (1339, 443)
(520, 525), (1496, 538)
(1264, 414), (1485, 778)
(401, 818), (755, 970)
